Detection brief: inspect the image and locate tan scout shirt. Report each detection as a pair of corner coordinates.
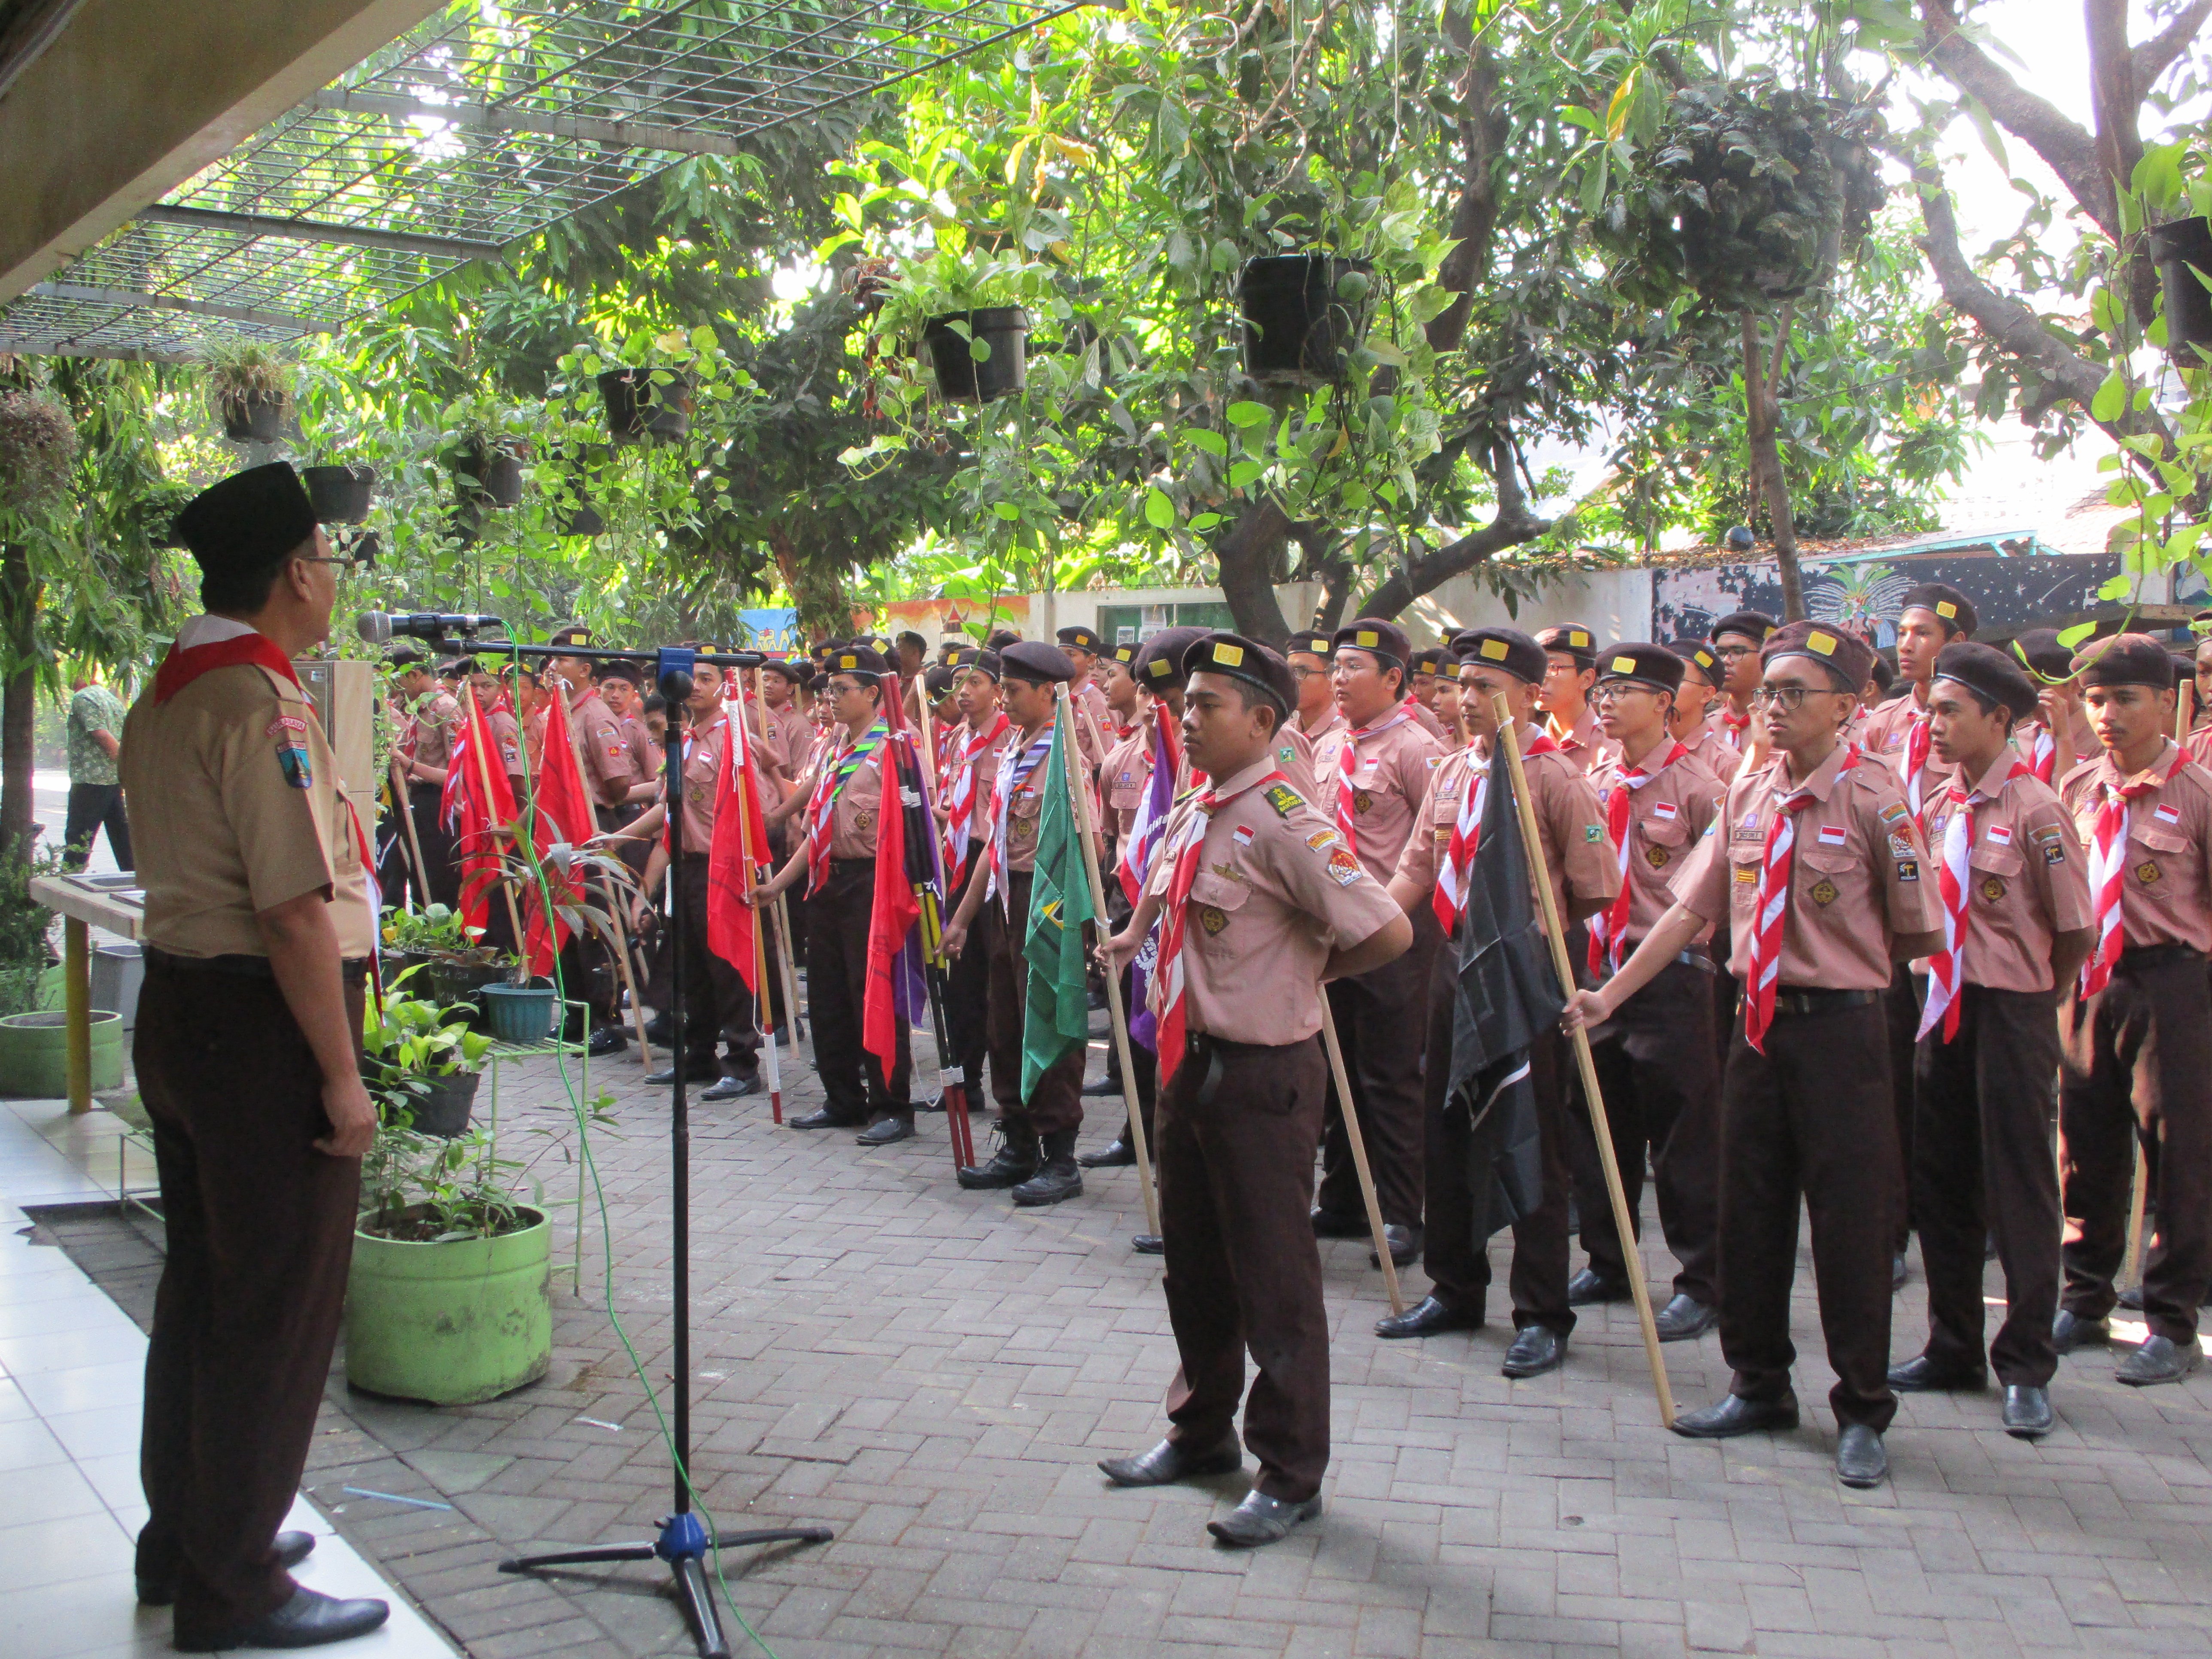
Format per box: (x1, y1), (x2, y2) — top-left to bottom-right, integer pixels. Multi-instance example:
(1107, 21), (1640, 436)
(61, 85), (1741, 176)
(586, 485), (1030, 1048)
(1925, 752), (2090, 992)
(1676, 744), (1941, 992)
(1297, 706), (1349, 748)
(675, 716), (726, 854)
(122, 650), (375, 960)
(1144, 757), (1402, 1045)
(523, 702), (549, 776)
(617, 710), (662, 792)
(1675, 711), (1741, 786)
(569, 687), (632, 808)
(1545, 704), (1616, 775)
(1409, 699), (1452, 746)
(1857, 685), (1954, 820)
(954, 716), (1016, 843)
(485, 707), (525, 788)
(2014, 703), (2097, 776)
(1100, 722), (1150, 839)
(1596, 743), (1726, 945)
(1072, 679), (1114, 770)
(1272, 719), (1320, 802)
(1392, 731), (1619, 933)
(407, 690), (460, 771)
(2059, 740), (2212, 954)
(1309, 710), (1446, 881)
(792, 729), (893, 862)
(994, 720), (1098, 876)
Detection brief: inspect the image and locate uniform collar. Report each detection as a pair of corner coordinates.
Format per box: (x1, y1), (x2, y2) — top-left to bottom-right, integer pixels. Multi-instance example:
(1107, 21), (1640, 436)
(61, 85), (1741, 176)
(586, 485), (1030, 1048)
(1775, 738), (1855, 801)
(1209, 756), (1281, 797)
(1965, 749), (2024, 799)
(2092, 737), (2183, 793)
(174, 614), (260, 650)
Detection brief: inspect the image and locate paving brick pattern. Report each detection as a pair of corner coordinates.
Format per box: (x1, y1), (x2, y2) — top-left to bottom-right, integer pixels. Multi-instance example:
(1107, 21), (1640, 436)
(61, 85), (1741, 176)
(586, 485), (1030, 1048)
(73, 1024), (2212, 1657)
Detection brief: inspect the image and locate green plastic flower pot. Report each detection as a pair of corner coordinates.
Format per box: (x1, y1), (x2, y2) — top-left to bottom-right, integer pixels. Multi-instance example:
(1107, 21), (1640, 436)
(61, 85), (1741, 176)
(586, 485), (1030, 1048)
(345, 1206), (551, 1405)
(0, 1010), (124, 1097)
(481, 983), (558, 1044)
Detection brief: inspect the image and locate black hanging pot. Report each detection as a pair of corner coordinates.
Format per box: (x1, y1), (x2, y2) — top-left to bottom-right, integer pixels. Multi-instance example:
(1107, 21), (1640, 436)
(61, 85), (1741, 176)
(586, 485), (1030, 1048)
(598, 368), (694, 443)
(2151, 217), (2212, 358)
(448, 441), (523, 507)
(1238, 254), (1373, 380)
(922, 307), (1030, 402)
(303, 463), (376, 524)
(555, 494), (605, 536)
(218, 389), (286, 443)
(401, 1071), (479, 1138)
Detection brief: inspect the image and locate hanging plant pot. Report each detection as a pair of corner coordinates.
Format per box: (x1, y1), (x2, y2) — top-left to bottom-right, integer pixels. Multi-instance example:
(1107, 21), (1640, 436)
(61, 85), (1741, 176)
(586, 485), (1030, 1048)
(397, 1071), (480, 1138)
(553, 490), (605, 537)
(218, 389), (286, 443)
(1238, 255), (1373, 380)
(598, 368), (694, 443)
(303, 463), (376, 524)
(2151, 217), (2212, 358)
(922, 307), (1030, 402)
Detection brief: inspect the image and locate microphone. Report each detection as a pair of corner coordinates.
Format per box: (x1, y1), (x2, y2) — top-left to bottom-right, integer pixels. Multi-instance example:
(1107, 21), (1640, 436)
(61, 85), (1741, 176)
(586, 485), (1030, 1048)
(354, 612), (505, 645)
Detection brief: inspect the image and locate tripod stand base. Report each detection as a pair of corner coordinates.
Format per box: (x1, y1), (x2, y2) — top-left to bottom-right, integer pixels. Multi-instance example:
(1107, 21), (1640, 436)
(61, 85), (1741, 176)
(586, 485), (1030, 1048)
(500, 1512), (833, 1659)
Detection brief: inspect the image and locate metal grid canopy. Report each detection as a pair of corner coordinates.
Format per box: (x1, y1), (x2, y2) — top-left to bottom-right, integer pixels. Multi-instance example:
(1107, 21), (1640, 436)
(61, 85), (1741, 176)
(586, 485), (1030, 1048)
(0, 0), (1081, 360)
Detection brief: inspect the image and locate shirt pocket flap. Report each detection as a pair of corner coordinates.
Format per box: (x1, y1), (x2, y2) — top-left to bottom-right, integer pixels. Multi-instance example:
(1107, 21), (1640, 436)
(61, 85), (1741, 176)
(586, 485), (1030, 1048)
(1643, 814), (1692, 847)
(1968, 844), (2023, 877)
(1189, 871), (1250, 911)
(1798, 845), (1856, 874)
(2134, 826), (2188, 855)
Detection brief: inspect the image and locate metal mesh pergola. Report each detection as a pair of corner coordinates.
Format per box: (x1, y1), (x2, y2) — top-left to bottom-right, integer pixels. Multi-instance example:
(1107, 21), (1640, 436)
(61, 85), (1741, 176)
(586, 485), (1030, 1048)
(0, 0), (1083, 360)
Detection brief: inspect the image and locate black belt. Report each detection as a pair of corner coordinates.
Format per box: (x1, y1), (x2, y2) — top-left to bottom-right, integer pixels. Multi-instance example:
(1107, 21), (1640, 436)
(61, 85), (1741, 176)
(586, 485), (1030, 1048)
(1674, 949), (1717, 974)
(1741, 985), (1881, 1018)
(830, 857), (875, 872)
(2113, 942), (2206, 972)
(147, 946), (371, 983)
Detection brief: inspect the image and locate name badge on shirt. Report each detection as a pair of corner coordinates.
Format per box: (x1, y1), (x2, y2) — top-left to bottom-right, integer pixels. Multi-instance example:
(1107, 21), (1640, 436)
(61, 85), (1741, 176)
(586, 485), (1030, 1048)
(1816, 824), (1848, 847)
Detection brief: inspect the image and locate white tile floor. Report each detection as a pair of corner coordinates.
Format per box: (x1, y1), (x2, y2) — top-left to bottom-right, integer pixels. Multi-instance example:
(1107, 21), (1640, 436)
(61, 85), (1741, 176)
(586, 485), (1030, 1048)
(0, 1097), (456, 1659)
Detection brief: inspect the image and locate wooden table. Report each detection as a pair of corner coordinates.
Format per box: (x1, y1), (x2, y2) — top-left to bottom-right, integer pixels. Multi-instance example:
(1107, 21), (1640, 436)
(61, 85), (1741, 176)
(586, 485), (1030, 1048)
(28, 873), (144, 1114)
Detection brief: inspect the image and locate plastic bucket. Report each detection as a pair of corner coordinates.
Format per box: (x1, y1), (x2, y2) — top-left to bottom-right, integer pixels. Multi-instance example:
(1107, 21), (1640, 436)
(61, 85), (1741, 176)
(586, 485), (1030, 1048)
(1238, 254), (1372, 379)
(345, 1207), (551, 1405)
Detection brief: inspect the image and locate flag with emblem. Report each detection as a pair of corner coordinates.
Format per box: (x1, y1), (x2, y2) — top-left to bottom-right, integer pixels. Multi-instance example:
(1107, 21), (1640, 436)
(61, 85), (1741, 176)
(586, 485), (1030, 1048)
(1020, 694), (1097, 1102)
(446, 686), (519, 941)
(863, 678), (941, 1067)
(707, 703), (771, 991)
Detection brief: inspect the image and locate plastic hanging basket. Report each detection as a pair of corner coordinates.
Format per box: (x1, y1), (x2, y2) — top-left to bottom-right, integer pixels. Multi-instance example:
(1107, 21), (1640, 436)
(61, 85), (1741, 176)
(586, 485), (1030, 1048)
(2151, 217), (2212, 358)
(1237, 254), (1373, 380)
(598, 368), (695, 443)
(303, 463), (376, 524)
(218, 389), (286, 443)
(922, 307), (1030, 402)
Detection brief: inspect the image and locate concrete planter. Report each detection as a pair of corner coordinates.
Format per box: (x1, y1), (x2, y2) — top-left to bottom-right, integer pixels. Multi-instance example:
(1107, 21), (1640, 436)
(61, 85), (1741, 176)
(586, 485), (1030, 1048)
(345, 1206), (550, 1405)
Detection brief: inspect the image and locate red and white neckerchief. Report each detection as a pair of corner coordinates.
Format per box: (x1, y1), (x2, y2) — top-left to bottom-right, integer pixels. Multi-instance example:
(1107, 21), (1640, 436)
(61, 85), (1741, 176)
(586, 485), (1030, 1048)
(1432, 730), (1558, 933)
(1153, 769), (1287, 1085)
(986, 725), (1054, 908)
(2027, 725), (2057, 785)
(942, 711), (1009, 888)
(1919, 760), (2029, 1041)
(1334, 697), (1417, 854)
(2078, 758), (2172, 997)
(1721, 704), (1751, 740)
(1743, 748), (1859, 1053)
(1588, 741), (1688, 975)
(1902, 707), (1934, 825)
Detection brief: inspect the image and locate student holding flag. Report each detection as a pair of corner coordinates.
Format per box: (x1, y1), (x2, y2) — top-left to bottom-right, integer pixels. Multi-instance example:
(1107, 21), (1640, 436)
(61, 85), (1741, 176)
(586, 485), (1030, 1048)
(2008, 628), (2094, 783)
(931, 648), (1014, 1112)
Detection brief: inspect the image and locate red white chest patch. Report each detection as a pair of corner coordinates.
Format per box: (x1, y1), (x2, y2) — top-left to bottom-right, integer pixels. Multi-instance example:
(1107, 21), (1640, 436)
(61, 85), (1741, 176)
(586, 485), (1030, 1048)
(1816, 824), (1848, 847)
(1985, 823), (2012, 845)
(2154, 802), (2182, 826)
(1650, 800), (1678, 820)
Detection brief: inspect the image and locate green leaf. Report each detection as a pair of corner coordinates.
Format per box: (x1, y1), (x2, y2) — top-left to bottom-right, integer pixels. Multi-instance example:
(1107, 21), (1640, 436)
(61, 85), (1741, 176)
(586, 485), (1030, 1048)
(1228, 459), (1266, 488)
(2057, 622), (2099, 648)
(2098, 574), (2134, 600)
(1184, 428), (1228, 457)
(994, 501), (1021, 521)
(1143, 486), (1175, 529)
(2090, 370), (2127, 423)
(1226, 401), (1271, 427)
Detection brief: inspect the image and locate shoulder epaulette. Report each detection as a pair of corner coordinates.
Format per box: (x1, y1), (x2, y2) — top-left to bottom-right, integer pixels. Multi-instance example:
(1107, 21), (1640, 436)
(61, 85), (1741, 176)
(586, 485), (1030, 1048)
(1264, 783), (1303, 818)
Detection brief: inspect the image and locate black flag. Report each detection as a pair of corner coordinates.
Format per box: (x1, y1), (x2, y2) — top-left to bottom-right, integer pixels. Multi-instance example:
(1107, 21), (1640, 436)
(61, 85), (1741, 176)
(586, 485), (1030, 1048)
(1445, 738), (1565, 1234)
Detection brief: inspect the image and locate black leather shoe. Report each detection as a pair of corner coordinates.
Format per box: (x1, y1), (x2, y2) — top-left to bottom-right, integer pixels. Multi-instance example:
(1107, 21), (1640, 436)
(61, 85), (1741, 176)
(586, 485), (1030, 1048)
(856, 1115), (915, 1146)
(642, 1014), (674, 1045)
(140, 1531), (316, 1606)
(2116, 1334), (2203, 1386)
(958, 1142), (1039, 1189)
(1207, 1489), (1321, 1548)
(644, 1062), (720, 1085)
(1369, 1224), (1422, 1269)
(1501, 1325), (1566, 1378)
(1132, 1234), (1163, 1254)
(2002, 1384), (2054, 1438)
(1079, 1137), (1136, 1168)
(2051, 1309), (2110, 1352)
(1671, 1392), (1799, 1438)
(1374, 1295), (1482, 1340)
(700, 1073), (761, 1102)
(1566, 1267), (1631, 1306)
(1080, 1077), (1122, 1096)
(1835, 1425), (1888, 1489)
(1654, 1294), (1718, 1342)
(1887, 1353), (1988, 1393)
(174, 1587), (390, 1652)
(1310, 1207), (1366, 1239)
(2117, 1284), (2145, 1311)
(789, 1107), (866, 1130)
(1892, 1251), (1908, 1291)
(1012, 1133), (1083, 1206)
(586, 1027), (627, 1056)
(1098, 1433), (1241, 1486)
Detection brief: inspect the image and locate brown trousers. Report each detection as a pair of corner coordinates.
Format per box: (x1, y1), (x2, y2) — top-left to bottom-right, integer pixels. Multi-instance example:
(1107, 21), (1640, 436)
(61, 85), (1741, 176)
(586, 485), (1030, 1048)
(980, 868), (1085, 1137)
(1420, 945), (1575, 1333)
(1719, 998), (1899, 1431)
(408, 779), (460, 909)
(805, 859), (911, 1121)
(1913, 984), (2063, 1385)
(942, 857), (991, 1097)
(2059, 948), (2212, 1346)
(1580, 957), (1722, 1304)
(135, 959), (365, 1642)
(1883, 964), (1923, 1250)
(1318, 907), (1439, 1228)
(1159, 1034), (1331, 1502)
(669, 853), (761, 1076)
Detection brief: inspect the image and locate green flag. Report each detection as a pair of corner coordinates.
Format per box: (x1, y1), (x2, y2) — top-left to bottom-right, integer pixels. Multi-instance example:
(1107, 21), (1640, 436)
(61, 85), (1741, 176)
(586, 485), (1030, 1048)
(1021, 696), (1096, 1103)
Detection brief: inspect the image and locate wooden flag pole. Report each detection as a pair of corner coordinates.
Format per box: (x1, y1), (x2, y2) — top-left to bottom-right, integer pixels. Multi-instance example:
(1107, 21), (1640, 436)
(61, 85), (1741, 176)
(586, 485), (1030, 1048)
(390, 750), (432, 910)
(1316, 1000), (1405, 1316)
(564, 692), (654, 1069)
(1057, 684), (1161, 1239)
(1494, 695), (1675, 1427)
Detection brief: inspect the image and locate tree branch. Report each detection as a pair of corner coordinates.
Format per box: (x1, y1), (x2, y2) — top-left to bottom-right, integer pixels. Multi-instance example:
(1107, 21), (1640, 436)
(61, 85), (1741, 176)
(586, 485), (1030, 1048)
(2133, 0), (2212, 94)
(1361, 438), (1549, 618)
(1425, 38), (1505, 353)
(1212, 499), (1297, 644)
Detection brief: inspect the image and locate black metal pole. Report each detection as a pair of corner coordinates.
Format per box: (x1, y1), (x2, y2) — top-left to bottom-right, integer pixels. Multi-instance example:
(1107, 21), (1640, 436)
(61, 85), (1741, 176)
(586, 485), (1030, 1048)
(663, 664), (690, 1519)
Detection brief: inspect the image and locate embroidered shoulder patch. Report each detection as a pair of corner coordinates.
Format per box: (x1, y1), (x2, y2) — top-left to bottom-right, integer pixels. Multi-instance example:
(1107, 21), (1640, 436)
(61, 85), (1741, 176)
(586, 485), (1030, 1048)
(1584, 824), (1604, 842)
(1878, 802), (1909, 828)
(276, 740), (312, 790)
(1264, 784), (1303, 818)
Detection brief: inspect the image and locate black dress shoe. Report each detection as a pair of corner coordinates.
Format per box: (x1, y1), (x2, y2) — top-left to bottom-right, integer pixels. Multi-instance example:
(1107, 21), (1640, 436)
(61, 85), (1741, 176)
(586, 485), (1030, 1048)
(2002, 1384), (2054, 1437)
(642, 1015), (674, 1045)
(644, 1062), (721, 1085)
(174, 1587), (390, 1653)
(957, 1142), (1039, 1189)
(1369, 1224), (1422, 1268)
(1310, 1207), (1366, 1239)
(1887, 1353), (1988, 1393)
(1132, 1234), (1163, 1254)
(856, 1115), (915, 1146)
(789, 1107), (866, 1130)
(586, 1027), (628, 1056)
(1835, 1424), (1888, 1489)
(1079, 1137), (1136, 1168)
(2117, 1284), (2145, 1311)
(1080, 1077), (1123, 1096)
(1653, 1294), (1718, 1343)
(2051, 1309), (2110, 1352)
(1207, 1489), (1321, 1548)
(140, 1531), (316, 1606)
(1671, 1392), (1799, 1438)
(1374, 1295), (1482, 1340)
(1501, 1325), (1566, 1378)
(1099, 1433), (1241, 1486)
(700, 1073), (762, 1102)
(1566, 1267), (1631, 1306)
(2116, 1334), (2203, 1386)
(1011, 1152), (1083, 1206)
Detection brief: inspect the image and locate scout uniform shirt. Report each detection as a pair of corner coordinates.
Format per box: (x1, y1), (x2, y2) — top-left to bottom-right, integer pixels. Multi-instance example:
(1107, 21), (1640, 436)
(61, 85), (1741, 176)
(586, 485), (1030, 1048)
(1073, 677), (1115, 769)
(992, 719), (1099, 879)
(1143, 757), (1403, 1045)
(1924, 752), (2091, 992)
(569, 685), (632, 809)
(121, 620), (376, 961)
(1546, 703), (1615, 774)
(1594, 743), (1727, 948)
(1674, 708), (1741, 785)
(1274, 719), (1320, 802)
(485, 704), (526, 790)
(2058, 739), (2212, 955)
(760, 698), (814, 791)
(795, 726), (892, 863)
(1100, 718), (1152, 839)
(2015, 701), (2098, 782)
(675, 714), (726, 852)
(1858, 685), (1954, 827)
(617, 708), (663, 794)
(1393, 729), (1618, 934)
(406, 686), (460, 774)
(1309, 705), (1446, 882)
(1409, 699), (1452, 746)
(1675, 743), (1942, 991)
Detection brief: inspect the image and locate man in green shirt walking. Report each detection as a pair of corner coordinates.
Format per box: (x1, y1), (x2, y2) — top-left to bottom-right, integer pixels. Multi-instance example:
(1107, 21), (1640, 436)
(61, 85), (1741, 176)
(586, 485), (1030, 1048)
(65, 668), (133, 870)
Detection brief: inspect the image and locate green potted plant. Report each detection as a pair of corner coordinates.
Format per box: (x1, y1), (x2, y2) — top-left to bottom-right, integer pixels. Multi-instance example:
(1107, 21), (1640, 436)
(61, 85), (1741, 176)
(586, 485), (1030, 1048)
(0, 844), (123, 1097)
(864, 247), (1052, 407)
(206, 340), (292, 442)
(379, 903), (514, 1015)
(360, 976), (494, 1136)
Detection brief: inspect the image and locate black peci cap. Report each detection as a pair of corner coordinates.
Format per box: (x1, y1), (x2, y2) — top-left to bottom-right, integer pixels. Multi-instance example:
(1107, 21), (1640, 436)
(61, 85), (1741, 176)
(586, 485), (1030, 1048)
(2008, 628), (2075, 681)
(1055, 624), (1104, 654)
(1671, 640), (1721, 687)
(2073, 632), (2177, 690)
(827, 644), (890, 677)
(1900, 581), (1976, 637)
(1134, 625), (1209, 689)
(1534, 623), (1600, 669)
(1180, 631), (1297, 715)
(1332, 617), (1410, 670)
(174, 462), (319, 576)
(952, 647), (1003, 681)
(1450, 627), (1547, 685)
(1595, 643), (1686, 696)
(1285, 629), (1334, 660)
(1409, 647), (1451, 678)
(1933, 641), (2039, 722)
(593, 658), (644, 685)
(1708, 610), (1776, 647)
(1762, 621), (1875, 693)
(1000, 640), (1076, 685)
(383, 643), (424, 669)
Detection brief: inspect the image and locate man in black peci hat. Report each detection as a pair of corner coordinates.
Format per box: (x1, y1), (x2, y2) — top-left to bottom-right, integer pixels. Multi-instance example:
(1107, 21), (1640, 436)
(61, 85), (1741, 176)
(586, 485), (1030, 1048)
(118, 463), (390, 1650)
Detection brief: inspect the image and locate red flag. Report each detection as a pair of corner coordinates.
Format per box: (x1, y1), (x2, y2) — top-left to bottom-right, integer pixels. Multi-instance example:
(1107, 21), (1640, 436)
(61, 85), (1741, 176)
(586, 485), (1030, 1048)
(863, 686), (921, 1067)
(706, 710), (772, 989)
(523, 687), (597, 976)
(453, 687), (520, 936)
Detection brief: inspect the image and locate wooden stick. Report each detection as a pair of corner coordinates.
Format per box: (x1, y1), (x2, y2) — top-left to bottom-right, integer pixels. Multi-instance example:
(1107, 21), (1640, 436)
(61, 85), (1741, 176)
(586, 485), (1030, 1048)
(771, 890), (806, 1045)
(2122, 1140), (2150, 1293)
(1494, 696), (1676, 1427)
(1316, 999), (1404, 1316)
(390, 752), (432, 910)
(1057, 684), (1160, 1239)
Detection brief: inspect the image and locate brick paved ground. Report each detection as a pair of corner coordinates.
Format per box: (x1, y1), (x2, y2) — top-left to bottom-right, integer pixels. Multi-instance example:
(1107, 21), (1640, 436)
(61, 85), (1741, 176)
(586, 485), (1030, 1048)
(67, 1016), (2212, 1658)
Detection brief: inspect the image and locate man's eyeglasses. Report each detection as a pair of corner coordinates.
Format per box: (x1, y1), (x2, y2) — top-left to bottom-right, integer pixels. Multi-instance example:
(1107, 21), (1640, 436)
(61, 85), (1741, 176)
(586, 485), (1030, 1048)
(1592, 681), (1656, 703)
(1289, 665), (1328, 684)
(1750, 684), (1838, 713)
(1712, 644), (1758, 661)
(298, 530), (379, 570)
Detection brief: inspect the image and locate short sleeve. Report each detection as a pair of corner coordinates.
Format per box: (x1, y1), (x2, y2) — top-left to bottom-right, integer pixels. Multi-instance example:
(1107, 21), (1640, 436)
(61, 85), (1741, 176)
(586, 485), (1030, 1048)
(1864, 781), (1941, 936)
(2023, 794), (2091, 933)
(1546, 762), (1620, 903)
(1673, 803), (1735, 924)
(219, 690), (337, 914)
(1391, 760), (1449, 892)
(1268, 806), (1403, 948)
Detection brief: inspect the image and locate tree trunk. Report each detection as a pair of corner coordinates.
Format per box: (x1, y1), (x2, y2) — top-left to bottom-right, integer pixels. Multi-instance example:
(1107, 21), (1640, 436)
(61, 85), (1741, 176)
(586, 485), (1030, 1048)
(0, 543), (38, 856)
(1741, 310), (1807, 623)
(1213, 501), (1296, 644)
(768, 532), (856, 643)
